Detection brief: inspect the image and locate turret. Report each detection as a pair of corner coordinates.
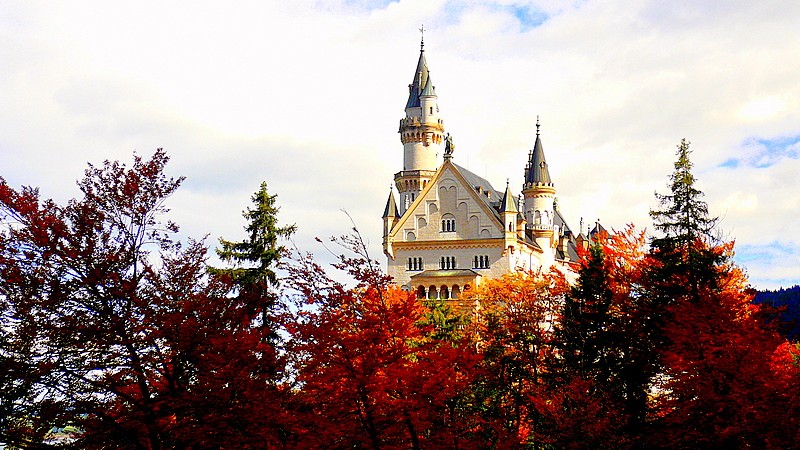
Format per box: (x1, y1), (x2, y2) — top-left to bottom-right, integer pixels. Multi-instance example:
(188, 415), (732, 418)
(522, 119), (556, 259)
(500, 181), (519, 253)
(382, 188), (399, 258)
(395, 37), (444, 215)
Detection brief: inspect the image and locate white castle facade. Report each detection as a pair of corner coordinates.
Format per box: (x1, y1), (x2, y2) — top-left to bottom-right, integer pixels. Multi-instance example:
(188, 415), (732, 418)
(382, 40), (599, 300)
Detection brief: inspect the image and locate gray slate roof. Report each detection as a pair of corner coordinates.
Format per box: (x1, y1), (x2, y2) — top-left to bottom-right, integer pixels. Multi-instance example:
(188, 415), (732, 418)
(382, 190), (399, 219)
(524, 135), (552, 185)
(405, 49), (430, 108)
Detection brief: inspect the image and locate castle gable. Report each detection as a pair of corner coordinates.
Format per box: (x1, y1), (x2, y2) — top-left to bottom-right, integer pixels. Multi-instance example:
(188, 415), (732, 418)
(390, 161), (504, 243)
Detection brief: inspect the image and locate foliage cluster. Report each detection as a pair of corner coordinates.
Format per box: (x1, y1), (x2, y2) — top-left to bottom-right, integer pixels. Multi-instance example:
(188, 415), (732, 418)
(2, 143), (800, 449)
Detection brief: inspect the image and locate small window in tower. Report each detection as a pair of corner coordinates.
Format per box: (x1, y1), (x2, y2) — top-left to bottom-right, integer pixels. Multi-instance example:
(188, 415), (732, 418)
(429, 106), (433, 114)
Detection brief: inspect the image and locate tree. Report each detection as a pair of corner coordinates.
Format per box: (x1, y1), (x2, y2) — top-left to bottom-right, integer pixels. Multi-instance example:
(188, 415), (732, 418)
(557, 226), (648, 445)
(210, 181), (296, 372)
(459, 270), (570, 447)
(648, 139), (725, 302)
(0, 151), (296, 448)
(644, 140), (800, 447)
(285, 232), (479, 449)
(211, 181), (295, 292)
(651, 246), (800, 448)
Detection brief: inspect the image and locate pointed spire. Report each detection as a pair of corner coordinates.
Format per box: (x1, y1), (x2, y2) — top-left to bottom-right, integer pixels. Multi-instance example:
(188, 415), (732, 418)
(382, 188), (399, 218)
(500, 180), (518, 214)
(405, 34), (431, 109)
(524, 118), (552, 185)
(420, 73), (436, 97)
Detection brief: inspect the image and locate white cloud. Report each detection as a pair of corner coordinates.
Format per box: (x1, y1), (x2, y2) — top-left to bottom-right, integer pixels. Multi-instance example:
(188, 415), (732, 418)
(1, 0), (799, 289)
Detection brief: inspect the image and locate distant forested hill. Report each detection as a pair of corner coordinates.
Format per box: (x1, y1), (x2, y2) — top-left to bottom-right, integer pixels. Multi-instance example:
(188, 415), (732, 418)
(754, 285), (800, 341)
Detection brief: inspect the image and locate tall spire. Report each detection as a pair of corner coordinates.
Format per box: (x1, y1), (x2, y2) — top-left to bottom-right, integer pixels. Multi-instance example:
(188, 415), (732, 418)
(405, 43), (430, 109)
(524, 118), (552, 185)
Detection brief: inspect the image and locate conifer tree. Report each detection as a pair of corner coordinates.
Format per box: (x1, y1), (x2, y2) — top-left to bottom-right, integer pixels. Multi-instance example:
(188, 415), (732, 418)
(649, 139), (724, 301)
(642, 140), (800, 447)
(210, 182), (296, 347)
(212, 181), (296, 293)
(650, 139), (718, 248)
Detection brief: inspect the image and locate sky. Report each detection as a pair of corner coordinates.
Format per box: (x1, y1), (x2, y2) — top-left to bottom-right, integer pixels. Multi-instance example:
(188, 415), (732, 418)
(1, 0), (799, 289)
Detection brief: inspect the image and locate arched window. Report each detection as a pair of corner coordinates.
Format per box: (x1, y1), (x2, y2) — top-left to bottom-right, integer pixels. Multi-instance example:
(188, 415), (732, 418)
(441, 213), (456, 232)
(440, 256), (456, 270)
(428, 285), (437, 300)
(452, 285), (461, 299)
(473, 255), (490, 269)
(417, 286), (426, 299)
(440, 285), (450, 299)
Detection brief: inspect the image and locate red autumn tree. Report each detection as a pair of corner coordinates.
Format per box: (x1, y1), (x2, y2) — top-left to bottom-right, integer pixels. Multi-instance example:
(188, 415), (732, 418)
(645, 140), (800, 447)
(649, 242), (800, 448)
(0, 150), (296, 449)
(459, 270), (572, 447)
(285, 233), (479, 449)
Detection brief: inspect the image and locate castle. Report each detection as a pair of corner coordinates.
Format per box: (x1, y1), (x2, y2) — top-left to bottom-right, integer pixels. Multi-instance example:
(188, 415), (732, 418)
(382, 39), (599, 300)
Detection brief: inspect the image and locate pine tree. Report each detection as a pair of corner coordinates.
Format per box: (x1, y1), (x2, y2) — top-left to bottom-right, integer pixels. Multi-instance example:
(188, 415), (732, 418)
(210, 182), (295, 347)
(649, 139), (725, 302)
(212, 181), (296, 293)
(650, 139), (718, 250)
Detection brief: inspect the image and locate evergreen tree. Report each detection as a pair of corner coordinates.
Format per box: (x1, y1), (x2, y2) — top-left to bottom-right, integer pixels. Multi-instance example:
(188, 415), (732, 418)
(648, 139), (725, 301)
(210, 182), (296, 348)
(558, 228), (649, 444)
(650, 139), (718, 250)
(212, 181), (296, 293)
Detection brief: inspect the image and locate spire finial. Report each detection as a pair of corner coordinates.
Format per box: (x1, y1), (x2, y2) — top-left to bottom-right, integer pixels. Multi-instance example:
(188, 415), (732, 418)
(536, 115), (540, 137)
(419, 24), (425, 50)
(506, 178), (510, 187)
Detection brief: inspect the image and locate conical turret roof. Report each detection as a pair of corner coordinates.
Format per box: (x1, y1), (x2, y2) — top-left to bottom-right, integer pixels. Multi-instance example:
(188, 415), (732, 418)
(382, 190), (399, 219)
(405, 45), (431, 108)
(524, 122), (552, 185)
(500, 182), (518, 214)
(420, 74), (436, 97)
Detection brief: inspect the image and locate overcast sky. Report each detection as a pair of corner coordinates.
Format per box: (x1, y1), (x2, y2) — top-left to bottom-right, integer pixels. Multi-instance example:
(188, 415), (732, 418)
(2, 0), (799, 289)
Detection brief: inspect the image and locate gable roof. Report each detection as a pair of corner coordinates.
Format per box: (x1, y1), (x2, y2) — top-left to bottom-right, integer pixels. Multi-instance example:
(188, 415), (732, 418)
(389, 160), (505, 238)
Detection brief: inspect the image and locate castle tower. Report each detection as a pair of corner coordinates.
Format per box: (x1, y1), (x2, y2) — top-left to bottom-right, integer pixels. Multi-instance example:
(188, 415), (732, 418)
(500, 181), (519, 253)
(395, 37), (445, 215)
(382, 188), (399, 258)
(522, 119), (557, 260)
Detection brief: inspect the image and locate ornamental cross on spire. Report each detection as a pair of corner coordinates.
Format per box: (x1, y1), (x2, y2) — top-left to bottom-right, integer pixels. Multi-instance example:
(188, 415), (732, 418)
(419, 24), (425, 50)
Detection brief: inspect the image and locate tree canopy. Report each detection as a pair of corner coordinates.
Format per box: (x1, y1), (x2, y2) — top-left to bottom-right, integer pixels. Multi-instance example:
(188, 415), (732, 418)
(2, 147), (799, 449)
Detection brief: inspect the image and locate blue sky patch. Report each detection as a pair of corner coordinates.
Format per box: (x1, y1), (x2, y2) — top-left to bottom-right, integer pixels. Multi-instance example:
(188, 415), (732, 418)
(506, 4), (549, 31)
(723, 133), (800, 169)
